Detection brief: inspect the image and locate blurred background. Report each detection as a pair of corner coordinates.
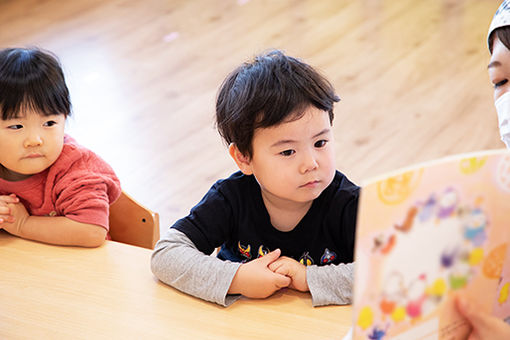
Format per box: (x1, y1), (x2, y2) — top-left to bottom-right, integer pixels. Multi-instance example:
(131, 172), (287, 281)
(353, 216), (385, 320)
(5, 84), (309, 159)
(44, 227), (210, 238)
(0, 0), (502, 235)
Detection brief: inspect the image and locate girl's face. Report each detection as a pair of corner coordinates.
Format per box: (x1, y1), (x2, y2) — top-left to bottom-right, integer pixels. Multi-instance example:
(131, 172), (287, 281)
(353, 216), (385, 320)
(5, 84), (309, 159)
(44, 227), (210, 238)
(0, 110), (66, 181)
(489, 36), (510, 101)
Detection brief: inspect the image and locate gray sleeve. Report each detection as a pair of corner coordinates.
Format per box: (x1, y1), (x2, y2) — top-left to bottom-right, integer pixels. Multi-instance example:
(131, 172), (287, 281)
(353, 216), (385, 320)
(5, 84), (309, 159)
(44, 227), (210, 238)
(306, 262), (354, 307)
(151, 228), (242, 306)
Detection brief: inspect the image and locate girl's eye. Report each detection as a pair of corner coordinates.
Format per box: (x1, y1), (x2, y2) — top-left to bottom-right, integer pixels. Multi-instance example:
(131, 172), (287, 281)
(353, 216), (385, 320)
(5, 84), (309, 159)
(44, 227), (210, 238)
(314, 140), (328, 148)
(494, 79), (508, 88)
(7, 124), (23, 130)
(280, 149), (295, 157)
(43, 120), (57, 127)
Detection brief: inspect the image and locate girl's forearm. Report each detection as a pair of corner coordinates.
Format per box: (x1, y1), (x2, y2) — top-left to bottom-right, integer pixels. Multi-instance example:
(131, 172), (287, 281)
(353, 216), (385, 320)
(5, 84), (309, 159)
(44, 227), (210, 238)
(18, 216), (106, 247)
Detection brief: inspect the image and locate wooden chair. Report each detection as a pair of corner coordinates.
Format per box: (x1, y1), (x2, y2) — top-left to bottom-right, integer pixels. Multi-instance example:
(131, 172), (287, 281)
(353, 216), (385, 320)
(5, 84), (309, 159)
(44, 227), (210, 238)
(108, 191), (160, 249)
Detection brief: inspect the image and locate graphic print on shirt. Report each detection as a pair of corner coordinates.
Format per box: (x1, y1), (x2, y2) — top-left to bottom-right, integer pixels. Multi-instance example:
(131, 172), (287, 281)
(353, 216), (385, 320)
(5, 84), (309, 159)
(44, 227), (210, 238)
(237, 241), (252, 260)
(299, 251), (314, 266)
(257, 245), (269, 258)
(320, 248), (337, 264)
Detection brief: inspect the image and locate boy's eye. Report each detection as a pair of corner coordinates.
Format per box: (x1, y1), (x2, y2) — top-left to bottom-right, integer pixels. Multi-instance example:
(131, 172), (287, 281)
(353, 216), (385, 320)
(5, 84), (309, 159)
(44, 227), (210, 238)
(7, 124), (23, 130)
(494, 79), (508, 88)
(43, 120), (57, 127)
(314, 140), (328, 148)
(280, 149), (295, 156)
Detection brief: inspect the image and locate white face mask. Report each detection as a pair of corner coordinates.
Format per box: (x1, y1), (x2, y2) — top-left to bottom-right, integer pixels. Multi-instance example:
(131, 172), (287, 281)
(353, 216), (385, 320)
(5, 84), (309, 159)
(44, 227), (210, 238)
(494, 91), (510, 149)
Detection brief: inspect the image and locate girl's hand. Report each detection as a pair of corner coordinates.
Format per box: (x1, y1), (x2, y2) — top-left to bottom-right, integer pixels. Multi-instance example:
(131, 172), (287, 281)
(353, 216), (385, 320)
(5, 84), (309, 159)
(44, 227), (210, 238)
(0, 194), (19, 224)
(1, 200), (29, 236)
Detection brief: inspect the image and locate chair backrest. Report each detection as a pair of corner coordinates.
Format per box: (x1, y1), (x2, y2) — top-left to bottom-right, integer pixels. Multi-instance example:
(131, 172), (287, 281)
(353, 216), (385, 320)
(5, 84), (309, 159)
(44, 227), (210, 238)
(108, 191), (160, 249)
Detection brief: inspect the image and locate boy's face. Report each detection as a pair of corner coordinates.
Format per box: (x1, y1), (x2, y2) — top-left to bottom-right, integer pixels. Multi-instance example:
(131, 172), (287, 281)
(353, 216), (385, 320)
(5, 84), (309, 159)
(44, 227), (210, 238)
(242, 106), (336, 206)
(0, 110), (65, 181)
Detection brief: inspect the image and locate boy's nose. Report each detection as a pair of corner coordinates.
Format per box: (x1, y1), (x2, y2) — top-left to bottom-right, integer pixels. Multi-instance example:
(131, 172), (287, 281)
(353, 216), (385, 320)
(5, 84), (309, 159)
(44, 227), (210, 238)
(300, 153), (318, 173)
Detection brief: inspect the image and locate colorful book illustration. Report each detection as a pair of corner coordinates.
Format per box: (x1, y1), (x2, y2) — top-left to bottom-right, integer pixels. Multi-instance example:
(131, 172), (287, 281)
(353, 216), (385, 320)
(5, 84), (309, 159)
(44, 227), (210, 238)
(352, 149), (510, 340)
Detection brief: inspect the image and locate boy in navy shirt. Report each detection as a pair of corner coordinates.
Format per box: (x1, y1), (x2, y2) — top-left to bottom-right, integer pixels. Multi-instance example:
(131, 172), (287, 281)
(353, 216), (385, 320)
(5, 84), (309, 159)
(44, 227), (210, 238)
(151, 50), (358, 306)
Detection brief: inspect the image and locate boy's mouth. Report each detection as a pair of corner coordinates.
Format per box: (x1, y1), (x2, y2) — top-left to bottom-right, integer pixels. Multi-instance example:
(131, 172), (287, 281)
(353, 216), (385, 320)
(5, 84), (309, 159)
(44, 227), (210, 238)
(300, 180), (320, 188)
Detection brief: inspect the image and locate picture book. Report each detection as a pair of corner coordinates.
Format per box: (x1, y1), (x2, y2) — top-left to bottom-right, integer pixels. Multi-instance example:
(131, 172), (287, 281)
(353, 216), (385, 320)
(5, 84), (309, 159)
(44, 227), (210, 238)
(352, 149), (510, 340)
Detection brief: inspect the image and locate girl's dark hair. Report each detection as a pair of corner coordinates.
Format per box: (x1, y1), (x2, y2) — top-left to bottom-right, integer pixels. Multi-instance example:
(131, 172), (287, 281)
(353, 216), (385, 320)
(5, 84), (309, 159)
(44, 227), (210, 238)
(489, 26), (510, 54)
(0, 47), (71, 120)
(216, 49), (340, 157)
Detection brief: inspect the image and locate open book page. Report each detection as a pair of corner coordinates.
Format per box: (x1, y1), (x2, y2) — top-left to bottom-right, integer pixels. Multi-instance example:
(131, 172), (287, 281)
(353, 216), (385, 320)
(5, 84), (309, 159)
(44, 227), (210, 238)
(352, 149), (510, 339)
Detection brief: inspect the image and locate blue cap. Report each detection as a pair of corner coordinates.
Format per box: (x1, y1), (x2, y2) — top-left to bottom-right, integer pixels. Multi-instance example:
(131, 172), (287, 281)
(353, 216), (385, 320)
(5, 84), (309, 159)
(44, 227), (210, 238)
(489, 0), (510, 49)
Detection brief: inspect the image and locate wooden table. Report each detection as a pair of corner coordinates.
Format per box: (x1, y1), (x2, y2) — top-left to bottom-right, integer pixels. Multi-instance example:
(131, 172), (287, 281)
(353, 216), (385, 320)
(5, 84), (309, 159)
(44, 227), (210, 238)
(0, 231), (352, 339)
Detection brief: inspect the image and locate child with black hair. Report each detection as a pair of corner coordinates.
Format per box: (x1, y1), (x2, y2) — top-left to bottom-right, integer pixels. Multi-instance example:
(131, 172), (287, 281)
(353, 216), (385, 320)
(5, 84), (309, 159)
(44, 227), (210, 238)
(151, 50), (358, 306)
(0, 47), (121, 247)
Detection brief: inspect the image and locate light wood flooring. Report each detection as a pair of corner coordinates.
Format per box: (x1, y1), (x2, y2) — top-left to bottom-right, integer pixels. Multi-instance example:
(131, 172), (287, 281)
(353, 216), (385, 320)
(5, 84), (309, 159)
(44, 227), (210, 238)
(0, 0), (503, 235)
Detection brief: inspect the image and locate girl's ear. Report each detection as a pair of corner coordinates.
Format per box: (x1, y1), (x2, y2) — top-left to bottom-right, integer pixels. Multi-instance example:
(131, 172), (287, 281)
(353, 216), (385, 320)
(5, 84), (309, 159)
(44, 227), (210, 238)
(228, 143), (253, 175)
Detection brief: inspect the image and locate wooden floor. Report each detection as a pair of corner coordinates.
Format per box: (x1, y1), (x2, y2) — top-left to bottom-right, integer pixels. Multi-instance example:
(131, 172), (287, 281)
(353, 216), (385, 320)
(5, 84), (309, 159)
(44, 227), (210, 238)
(0, 0), (503, 236)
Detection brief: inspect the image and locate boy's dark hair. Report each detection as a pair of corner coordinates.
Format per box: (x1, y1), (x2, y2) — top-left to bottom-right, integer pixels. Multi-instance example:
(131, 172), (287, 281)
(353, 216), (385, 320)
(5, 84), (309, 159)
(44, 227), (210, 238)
(0, 47), (71, 120)
(216, 49), (340, 157)
(489, 26), (510, 54)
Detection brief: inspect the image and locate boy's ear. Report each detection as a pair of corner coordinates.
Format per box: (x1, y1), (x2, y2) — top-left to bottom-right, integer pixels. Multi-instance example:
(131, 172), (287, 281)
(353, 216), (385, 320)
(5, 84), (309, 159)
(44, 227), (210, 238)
(228, 143), (253, 175)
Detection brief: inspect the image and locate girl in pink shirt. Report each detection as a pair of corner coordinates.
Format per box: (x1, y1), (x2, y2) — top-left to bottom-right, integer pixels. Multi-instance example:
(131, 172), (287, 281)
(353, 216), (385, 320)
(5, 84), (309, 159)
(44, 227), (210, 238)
(0, 48), (121, 247)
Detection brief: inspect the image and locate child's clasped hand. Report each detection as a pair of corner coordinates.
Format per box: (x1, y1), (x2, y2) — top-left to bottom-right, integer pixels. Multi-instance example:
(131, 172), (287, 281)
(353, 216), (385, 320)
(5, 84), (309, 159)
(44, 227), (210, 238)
(229, 249), (309, 298)
(0, 194), (28, 236)
(269, 255), (309, 292)
(0, 194), (19, 225)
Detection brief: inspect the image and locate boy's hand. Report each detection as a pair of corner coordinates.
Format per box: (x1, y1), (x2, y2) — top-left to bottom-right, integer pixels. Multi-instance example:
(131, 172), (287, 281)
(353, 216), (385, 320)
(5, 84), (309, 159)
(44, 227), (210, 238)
(1, 200), (29, 236)
(228, 249), (291, 298)
(0, 194), (19, 224)
(269, 256), (309, 292)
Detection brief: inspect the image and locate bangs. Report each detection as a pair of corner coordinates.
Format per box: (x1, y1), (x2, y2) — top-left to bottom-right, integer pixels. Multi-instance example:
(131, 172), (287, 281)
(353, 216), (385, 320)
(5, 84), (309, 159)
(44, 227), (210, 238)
(0, 48), (71, 120)
(253, 101), (309, 130)
(489, 26), (510, 54)
(1, 90), (70, 120)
